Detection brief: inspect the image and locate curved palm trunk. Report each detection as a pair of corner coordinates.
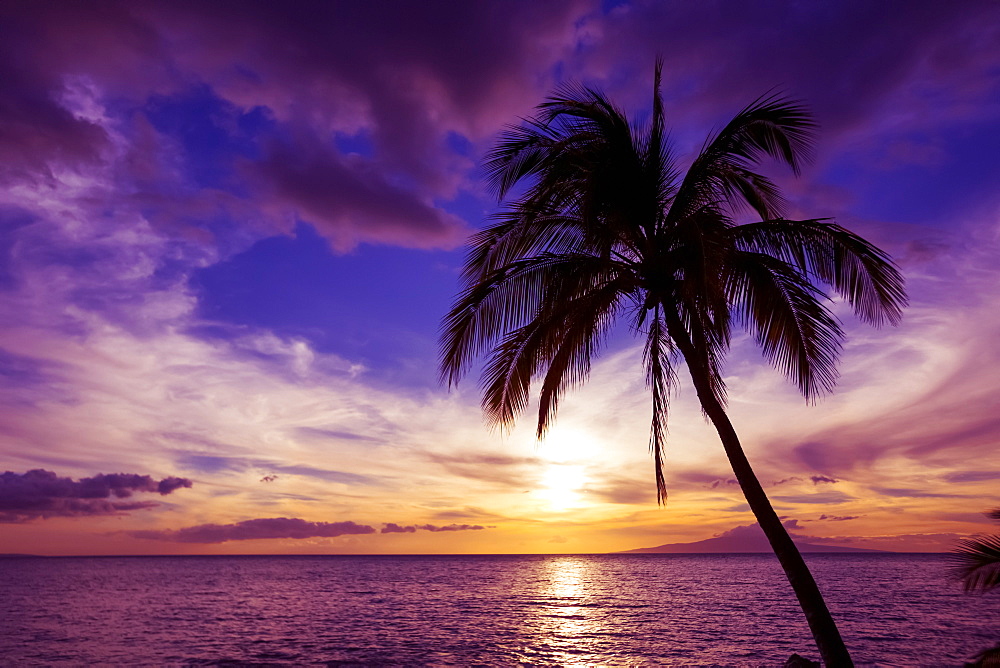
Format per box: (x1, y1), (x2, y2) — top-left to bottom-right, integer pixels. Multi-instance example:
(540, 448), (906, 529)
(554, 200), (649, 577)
(668, 321), (853, 666)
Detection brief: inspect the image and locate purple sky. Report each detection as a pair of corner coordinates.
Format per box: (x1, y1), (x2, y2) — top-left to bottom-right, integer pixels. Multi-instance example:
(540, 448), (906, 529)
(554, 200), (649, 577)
(1, 0), (999, 555)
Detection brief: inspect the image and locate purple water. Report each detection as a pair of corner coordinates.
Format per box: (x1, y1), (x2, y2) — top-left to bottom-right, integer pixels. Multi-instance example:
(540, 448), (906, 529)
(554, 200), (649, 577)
(0, 553), (996, 665)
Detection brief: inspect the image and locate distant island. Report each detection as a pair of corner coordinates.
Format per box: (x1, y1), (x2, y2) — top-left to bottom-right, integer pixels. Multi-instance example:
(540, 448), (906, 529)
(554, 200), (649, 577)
(622, 523), (886, 554)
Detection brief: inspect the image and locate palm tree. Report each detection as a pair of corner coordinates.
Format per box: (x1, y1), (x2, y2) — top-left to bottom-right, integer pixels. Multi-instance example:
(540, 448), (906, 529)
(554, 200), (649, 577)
(440, 62), (906, 666)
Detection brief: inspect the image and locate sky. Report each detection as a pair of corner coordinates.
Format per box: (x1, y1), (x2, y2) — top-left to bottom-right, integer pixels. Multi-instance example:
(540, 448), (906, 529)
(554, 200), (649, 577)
(1, 0), (999, 556)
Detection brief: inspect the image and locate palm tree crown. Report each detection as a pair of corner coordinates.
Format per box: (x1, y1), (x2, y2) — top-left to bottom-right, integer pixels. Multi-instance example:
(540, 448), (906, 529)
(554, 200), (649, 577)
(440, 64), (906, 503)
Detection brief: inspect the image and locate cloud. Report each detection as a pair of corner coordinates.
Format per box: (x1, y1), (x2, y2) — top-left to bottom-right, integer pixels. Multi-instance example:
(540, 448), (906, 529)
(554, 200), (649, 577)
(585, 0), (1000, 149)
(418, 524), (487, 532)
(381, 523), (487, 534)
(426, 452), (542, 488)
(295, 427), (377, 442)
(810, 476), (839, 485)
(0, 469), (192, 522)
(430, 507), (510, 522)
(0, 0), (593, 249)
(173, 452), (374, 486)
(251, 138), (468, 251)
(870, 486), (967, 499)
(130, 518), (490, 542)
(772, 491), (854, 505)
(129, 517), (375, 543)
(157, 476), (191, 494)
(381, 523), (416, 534)
(942, 471), (1000, 483)
(811, 532), (964, 553)
(817, 515), (861, 522)
(582, 476), (657, 505)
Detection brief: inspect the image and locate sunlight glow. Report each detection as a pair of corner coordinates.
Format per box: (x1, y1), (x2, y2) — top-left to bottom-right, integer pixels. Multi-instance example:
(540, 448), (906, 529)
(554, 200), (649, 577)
(536, 427), (602, 463)
(539, 464), (586, 510)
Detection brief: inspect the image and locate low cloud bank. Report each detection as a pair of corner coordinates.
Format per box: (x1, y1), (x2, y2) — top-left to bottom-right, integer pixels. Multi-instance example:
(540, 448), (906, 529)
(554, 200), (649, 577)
(128, 518), (490, 543)
(128, 517), (375, 543)
(0, 469), (192, 522)
(381, 523), (486, 533)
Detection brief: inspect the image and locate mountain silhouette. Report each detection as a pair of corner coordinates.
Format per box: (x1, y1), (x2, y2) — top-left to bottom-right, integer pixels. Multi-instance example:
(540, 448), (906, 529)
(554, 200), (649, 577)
(623, 522), (885, 553)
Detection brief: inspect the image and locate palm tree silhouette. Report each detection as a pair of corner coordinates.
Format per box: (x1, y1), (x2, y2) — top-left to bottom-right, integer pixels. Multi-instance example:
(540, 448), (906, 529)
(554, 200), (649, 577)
(440, 62), (906, 666)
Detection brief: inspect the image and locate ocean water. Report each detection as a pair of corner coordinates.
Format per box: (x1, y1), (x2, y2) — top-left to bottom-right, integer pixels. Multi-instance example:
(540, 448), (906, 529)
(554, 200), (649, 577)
(0, 553), (996, 666)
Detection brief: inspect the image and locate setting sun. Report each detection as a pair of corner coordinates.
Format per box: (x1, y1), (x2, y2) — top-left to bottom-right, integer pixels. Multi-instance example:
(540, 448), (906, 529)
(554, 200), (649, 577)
(539, 463), (587, 510)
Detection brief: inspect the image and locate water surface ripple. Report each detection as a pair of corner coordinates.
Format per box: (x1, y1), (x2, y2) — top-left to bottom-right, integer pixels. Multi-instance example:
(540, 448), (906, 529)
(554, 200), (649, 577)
(1, 554), (996, 666)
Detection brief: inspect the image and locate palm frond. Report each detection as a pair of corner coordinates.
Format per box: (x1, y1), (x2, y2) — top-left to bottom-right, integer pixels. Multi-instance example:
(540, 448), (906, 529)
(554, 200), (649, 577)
(727, 251), (842, 400)
(951, 533), (1000, 593)
(711, 93), (816, 176)
(536, 280), (626, 436)
(730, 219), (907, 326)
(440, 252), (619, 387)
(643, 306), (675, 504)
(669, 94), (815, 222)
(463, 210), (587, 281)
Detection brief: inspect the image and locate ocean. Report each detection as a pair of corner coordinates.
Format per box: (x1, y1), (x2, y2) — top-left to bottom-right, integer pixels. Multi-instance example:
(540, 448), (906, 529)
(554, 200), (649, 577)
(0, 553), (996, 666)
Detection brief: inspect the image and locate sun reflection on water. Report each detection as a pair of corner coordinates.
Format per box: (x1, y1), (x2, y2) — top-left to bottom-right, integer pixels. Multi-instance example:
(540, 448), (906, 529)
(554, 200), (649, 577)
(526, 557), (605, 666)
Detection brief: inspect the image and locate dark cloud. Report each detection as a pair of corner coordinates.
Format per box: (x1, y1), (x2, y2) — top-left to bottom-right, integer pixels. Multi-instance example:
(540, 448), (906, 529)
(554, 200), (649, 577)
(129, 517), (375, 543)
(710, 478), (739, 489)
(381, 523), (488, 534)
(260, 475), (278, 483)
(381, 523), (416, 534)
(418, 524), (486, 533)
(810, 475), (839, 485)
(589, 0), (1000, 146)
(0, 469), (192, 522)
(251, 138), (467, 250)
(129, 518), (490, 542)
(157, 476), (192, 494)
(817, 515), (861, 522)
(0, 0), (592, 248)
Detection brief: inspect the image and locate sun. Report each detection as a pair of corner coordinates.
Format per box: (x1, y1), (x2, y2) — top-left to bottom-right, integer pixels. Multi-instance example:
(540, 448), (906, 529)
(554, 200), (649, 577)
(539, 463), (585, 510)
(532, 427), (601, 511)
